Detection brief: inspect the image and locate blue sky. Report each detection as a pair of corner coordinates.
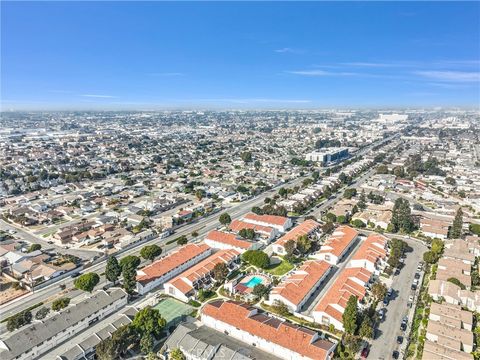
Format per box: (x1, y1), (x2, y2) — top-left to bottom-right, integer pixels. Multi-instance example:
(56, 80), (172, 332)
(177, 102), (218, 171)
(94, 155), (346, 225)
(1, 1), (479, 110)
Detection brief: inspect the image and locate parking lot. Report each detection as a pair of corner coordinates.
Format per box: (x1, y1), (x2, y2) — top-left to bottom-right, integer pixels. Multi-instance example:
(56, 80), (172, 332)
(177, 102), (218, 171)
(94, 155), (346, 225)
(367, 237), (427, 360)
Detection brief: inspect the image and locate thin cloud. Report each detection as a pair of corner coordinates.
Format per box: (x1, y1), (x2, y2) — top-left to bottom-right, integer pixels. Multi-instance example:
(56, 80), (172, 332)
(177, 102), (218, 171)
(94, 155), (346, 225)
(148, 72), (185, 77)
(286, 70), (360, 77)
(186, 98), (311, 104)
(274, 47), (303, 54)
(342, 62), (399, 68)
(80, 94), (116, 98)
(415, 71), (480, 82)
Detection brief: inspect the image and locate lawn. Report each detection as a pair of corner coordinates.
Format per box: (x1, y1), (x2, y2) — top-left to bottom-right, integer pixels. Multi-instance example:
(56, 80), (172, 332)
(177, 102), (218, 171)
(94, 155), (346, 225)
(265, 257), (294, 276)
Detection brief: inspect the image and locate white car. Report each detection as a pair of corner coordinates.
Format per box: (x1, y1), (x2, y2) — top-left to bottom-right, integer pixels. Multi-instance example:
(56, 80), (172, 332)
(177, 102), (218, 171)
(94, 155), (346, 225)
(408, 295), (414, 302)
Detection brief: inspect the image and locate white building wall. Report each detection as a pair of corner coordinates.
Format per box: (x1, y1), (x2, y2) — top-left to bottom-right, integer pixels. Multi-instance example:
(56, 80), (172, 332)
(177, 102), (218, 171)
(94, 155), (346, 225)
(7, 294), (127, 360)
(136, 248), (212, 294)
(201, 314), (314, 360)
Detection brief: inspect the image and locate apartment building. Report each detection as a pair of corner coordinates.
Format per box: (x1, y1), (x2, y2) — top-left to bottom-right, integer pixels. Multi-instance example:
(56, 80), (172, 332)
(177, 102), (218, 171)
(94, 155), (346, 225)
(164, 249), (240, 302)
(273, 219), (321, 255)
(242, 213), (292, 233)
(229, 219), (278, 242)
(201, 300), (337, 360)
(204, 230), (260, 253)
(267, 260), (332, 312)
(312, 267), (372, 331)
(0, 289), (127, 360)
(136, 243), (212, 295)
(348, 233), (387, 274)
(313, 225), (358, 265)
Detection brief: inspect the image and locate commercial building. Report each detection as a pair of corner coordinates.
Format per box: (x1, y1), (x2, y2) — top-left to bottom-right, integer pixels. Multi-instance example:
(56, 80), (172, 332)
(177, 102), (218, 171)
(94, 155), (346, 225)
(305, 148), (349, 166)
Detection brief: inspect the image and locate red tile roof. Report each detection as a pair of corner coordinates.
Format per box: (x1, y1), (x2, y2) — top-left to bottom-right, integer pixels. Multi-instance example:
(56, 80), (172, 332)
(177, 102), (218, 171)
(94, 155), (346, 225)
(275, 219), (320, 247)
(136, 243), (211, 284)
(202, 300), (335, 359)
(229, 219), (275, 236)
(166, 249), (240, 295)
(351, 233), (387, 263)
(243, 212), (289, 227)
(314, 267), (371, 322)
(271, 260), (331, 307)
(205, 230), (253, 250)
(317, 225), (358, 258)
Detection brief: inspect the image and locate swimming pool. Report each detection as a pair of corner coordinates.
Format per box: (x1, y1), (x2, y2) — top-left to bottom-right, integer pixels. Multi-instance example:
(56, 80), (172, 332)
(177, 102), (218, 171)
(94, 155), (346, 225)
(244, 276), (263, 288)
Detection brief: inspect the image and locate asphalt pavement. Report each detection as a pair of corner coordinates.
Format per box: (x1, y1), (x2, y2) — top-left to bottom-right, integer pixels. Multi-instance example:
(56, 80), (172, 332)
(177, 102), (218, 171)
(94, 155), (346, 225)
(367, 236), (427, 360)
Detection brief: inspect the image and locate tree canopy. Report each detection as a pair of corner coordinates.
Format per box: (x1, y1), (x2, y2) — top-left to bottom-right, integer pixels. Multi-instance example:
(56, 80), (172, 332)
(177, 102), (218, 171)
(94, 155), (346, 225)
(74, 272), (100, 293)
(140, 244), (162, 262)
(219, 213), (232, 225)
(242, 250), (270, 269)
(342, 295), (358, 335)
(105, 256), (122, 284)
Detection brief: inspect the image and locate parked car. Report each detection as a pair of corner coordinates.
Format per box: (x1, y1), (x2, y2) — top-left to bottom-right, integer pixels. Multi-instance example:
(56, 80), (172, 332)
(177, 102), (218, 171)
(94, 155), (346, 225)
(411, 283), (417, 291)
(414, 272), (421, 279)
(400, 317), (408, 331)
(70, 272), (81, 278)
(378, 308), (386, 321)
(397, 336), (403, 344)
(392, 351), (399, 359)
(394, 268), (401, 276)
(408, 294), (414, 302)
(383, 296), (390, 306)
(361, 346), (370, 359)
(387, 288), (393, 297)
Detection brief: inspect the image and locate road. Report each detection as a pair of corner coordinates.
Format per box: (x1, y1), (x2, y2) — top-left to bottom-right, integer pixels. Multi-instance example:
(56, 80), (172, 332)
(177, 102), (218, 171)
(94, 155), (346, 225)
(0, 219), (100, 260)
(367, 235), (427, 360)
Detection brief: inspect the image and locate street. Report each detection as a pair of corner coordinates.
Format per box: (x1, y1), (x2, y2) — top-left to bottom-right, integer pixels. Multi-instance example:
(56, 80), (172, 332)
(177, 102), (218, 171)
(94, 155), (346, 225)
(367, 236), (427, 360)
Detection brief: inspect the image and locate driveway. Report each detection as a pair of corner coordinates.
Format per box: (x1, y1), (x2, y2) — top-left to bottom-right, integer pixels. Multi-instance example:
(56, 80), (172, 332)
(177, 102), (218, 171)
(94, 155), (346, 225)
(367, 237), (427, 360)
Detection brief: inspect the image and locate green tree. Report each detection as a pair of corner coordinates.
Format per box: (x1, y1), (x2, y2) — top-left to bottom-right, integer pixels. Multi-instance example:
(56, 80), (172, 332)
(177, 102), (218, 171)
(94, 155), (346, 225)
(140, 333), (154, 354)
(470, 224), (480, 236)
(239, 228), (256, 239)
(140, 244), (162, 263)
(371, 282), (387, 302)
(358, 319), (374, 339)
(342, 295), (358, 335)
(34, 307), (50, 320)
(272, 300), (290, 316)
(212, 262), (229, 282)
(131, 306), (166, 338)
(296, 235), (312, 255)
(337, 215), (347, 224)
(195, 189), (205, 201)
(325, 212), (337, 223)
(120, 255), (141, 271)
(105, 256), (122, 285)
(252, 284), (268, 299)
(447, 277), (466, 290)
(431, 239), (444, 256)
(27, 243), (41, 253)
(52, 297), (71, 311)
(390, 198), (414, 233)
(122, 266), (138, 294)
(241, 250), (270, 269)
(278, 187), (288, 198)
(219, 213), (232, 226)
(96, 325), (138, 360)
(449, 208), (463, 239)
(170, 348), (186, 360)
(351, 219), (366, 228)
(241, 151), (253, 163)
(343, 188), (357, 199)
(74, 272), (100, 293)
(423, 251), (438, 264)
(6, 310), (32, 332)
(176, 235), (188, 245)
(376, 164), (389, 174)
(284, 240), (296, 258)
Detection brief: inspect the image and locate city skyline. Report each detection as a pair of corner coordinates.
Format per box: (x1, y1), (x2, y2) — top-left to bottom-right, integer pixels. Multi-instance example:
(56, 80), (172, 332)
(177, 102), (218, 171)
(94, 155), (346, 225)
(2, 1), (480, 110)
